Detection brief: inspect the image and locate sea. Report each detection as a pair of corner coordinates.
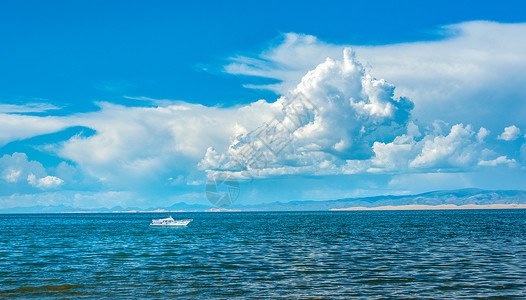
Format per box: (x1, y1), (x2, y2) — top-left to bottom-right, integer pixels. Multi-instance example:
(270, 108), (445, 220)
(1, 210), (525, 299)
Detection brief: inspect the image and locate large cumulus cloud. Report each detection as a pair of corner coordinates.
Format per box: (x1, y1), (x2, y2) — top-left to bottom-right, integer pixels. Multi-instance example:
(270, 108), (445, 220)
(202, 49), (415, 178)
(0, 48), (522, 190)
(202, 49), (518, 180)
(1, 21), (526, 208)
(225, 21), (526, 131)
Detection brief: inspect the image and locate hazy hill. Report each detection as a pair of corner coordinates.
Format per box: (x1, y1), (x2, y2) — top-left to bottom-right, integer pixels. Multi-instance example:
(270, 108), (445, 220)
(236, 188), (526, 211)
(1, 188), (525, 213)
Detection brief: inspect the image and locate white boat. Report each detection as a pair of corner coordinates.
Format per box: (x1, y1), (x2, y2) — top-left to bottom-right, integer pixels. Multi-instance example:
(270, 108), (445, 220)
(149, 215), (192, 227)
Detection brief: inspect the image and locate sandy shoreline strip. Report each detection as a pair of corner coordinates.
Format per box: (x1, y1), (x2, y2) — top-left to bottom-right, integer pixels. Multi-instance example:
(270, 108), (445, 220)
(331, 204), (526, 211)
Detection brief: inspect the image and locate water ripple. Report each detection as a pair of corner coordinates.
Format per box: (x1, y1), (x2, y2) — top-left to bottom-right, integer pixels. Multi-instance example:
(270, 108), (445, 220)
(1, 210), (525, 298)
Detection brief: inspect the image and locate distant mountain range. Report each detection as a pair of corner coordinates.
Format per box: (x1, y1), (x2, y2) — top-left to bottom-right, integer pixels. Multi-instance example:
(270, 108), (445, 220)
(0, 202), (212, 214)
(234, 188), (526, 211)
(1, 188), (526, 213)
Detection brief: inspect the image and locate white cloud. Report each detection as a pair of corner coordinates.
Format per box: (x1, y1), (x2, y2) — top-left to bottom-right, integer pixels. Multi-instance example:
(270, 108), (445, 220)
(11, 47), (506, 186)
(0, 113), (68, 147)
(224, 22), (526, 131)
(27, 173), (63, 189)
(1, 50), (518, 196)
(225, 33), (339, 93)
(477, 127), (490, 143)
(205, 51), (505, 179)
(198, 147), (222, 170)
(369, 135), (416, 172)
(225, 33), (340, 93)
(27, 173), (37, 186)
(3, 169), (21, 183)
(206, 49), (415, 178)
(410, 124), (476, 169)
(0, 100), (280, 190)
(2, 23), (525, 197)
(406, 121), (421, 138)
(0, 49), (401, 187)
(0, 103), (61, 113)
(53, 101), (279, 188)
(358, 22), (526, 128)
(0, 153), (67, 193)
(0, 153), (47, 184)
(370, 123), (484, 173)
(36, 176), (64, 189)
(498, 125), (521, 141)
(478, 156), (517, 167)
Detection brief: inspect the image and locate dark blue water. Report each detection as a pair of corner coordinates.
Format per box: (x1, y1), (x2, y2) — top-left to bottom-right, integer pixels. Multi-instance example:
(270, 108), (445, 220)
(1, 210), (525, 298)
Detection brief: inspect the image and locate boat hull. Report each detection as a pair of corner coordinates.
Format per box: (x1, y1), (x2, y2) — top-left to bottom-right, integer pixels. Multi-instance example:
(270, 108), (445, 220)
(149, 223), (189, 227)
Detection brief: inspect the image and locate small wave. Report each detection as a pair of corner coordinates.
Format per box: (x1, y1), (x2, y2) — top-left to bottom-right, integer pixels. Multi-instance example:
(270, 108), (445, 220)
(0, 283), (86, 296)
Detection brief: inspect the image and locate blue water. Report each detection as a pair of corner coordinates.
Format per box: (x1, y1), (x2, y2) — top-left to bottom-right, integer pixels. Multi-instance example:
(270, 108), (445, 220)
(1, 210), (525, 298)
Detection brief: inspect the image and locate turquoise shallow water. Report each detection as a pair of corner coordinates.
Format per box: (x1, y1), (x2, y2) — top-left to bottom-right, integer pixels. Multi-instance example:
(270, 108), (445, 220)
(1, 210), (525, 298)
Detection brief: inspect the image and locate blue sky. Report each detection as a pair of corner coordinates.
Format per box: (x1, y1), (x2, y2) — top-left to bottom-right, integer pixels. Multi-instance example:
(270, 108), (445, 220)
(1, 0), (526, 209)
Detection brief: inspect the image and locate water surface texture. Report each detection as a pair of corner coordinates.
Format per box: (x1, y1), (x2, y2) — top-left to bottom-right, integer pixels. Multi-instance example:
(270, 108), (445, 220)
(1, 210), (525, 298)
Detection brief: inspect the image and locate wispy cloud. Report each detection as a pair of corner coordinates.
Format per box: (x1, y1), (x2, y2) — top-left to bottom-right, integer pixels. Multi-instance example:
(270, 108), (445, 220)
(123, 95), (189, 107)
(0, 103), (61, 113)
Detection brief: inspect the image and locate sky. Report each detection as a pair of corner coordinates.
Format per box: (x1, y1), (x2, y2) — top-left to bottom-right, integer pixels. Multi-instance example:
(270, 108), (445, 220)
(1, 0), (526, 209)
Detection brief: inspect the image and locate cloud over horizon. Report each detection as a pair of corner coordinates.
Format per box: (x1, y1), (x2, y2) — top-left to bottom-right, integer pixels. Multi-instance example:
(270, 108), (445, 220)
(1, 21), (526, 209)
